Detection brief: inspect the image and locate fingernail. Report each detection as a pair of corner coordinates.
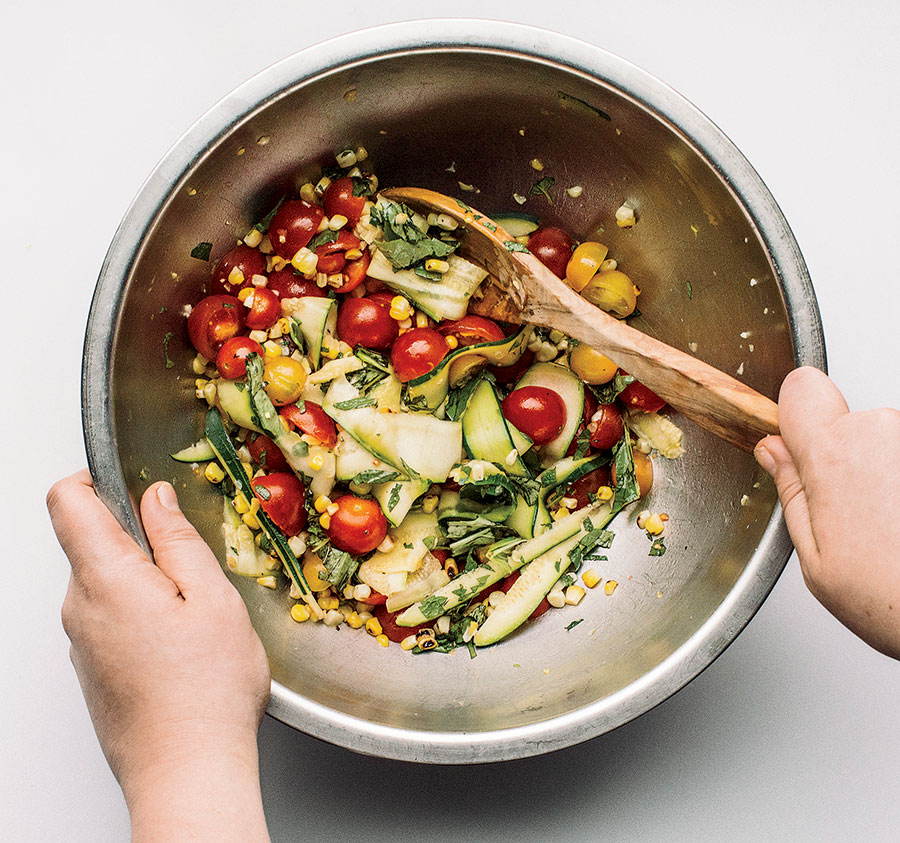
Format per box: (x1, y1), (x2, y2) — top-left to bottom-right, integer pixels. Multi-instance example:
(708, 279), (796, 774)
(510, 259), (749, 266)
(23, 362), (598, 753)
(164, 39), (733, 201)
(156, 482), (180, 512)
(754, 443), (776, 475)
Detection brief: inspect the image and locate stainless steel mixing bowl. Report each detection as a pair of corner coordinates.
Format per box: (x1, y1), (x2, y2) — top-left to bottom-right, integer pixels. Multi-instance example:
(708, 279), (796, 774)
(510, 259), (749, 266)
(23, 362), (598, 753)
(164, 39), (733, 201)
(82, 20), (824, 763)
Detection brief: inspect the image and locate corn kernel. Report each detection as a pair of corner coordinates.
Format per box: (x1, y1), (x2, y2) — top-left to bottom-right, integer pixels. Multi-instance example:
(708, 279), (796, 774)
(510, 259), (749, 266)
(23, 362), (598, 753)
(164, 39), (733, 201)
(366, 618), (383, 637)
(547, 587), (566, 608)
(344, 248), (363, 261)
(191, 354), (208, 375)
(355, 146), (368, 162)
(243, 228), (263, 248)
(290, 604), (310, 623)
(530, 158), (544, 171)
(551, 507), (568, 522)
(605, 579), (619, 596)
(353, 583), (372, 601)
(328, 214), (349, 231)
(251, 274), (268, 288)
(299, 182), (317, 203)
(644, 513), (665, 535)
(227, 266), (245, 287)
(566, 185), (583, 198)
(323, 609), (344, 627)
(263, 340), (282, 358)
(336, 149), (357, 168)
(326, 502), (339, 516)
(204, 462), (225, 483)
(315, 176), (332, 195)
(308, 454), (325, 471)
(582, 569), (601, 589)
(233, 494), (250, 514)
(314, 495), (332, 513)
(248, 497), (261, 514)
(597, 486), (614, 502)
(421, 495), (439, 515)
(400, 634), (418, 650)
(319, 513), (331, 530)
(291, 247), (318, 274)
(415, 311), (430, 328)
(237, 287), (254, 303)
(398, 317), (412, 330)
(241, 461), (254, 478)
(434, 213), (458, 231)
(425, 258), (449, 273)
(615, 204), (636, 228)
(248, 329), (268, 343)
(242, 511), (261, 530)
(565, 585), (585, 606)
(376, 633), (390, 647)
(636, 509), (651, 530)
(256, 575), (277, 589)
(377, 535), (395, 553)
(344, 611), (363, 629)
(263, 555), (280, 572)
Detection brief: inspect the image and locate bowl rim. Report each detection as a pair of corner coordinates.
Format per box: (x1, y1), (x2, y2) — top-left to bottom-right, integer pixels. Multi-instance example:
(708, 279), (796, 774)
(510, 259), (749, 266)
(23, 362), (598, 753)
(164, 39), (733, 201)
(82, 19), (826, 764)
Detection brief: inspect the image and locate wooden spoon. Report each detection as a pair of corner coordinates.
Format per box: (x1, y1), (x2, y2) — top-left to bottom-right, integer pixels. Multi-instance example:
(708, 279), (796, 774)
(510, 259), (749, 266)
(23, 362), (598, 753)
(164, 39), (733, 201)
(383, 187), (779, 452)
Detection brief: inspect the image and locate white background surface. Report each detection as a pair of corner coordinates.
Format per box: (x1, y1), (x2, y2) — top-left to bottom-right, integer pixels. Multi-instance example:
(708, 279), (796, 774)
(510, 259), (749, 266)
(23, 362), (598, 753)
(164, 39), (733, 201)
(5, 1), (900, 840)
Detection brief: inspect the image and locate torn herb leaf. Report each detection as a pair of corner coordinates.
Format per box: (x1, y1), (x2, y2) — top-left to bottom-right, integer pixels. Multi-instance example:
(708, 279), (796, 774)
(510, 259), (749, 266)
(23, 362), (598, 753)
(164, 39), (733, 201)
(190, 241), (212, 261)
(387, 483), (402, 512)
(589, 373), (635, 404)
(254, 196), (285, 233)
(349, 469), (401, 486)
(376, 236), (457, 270)
(530, 176), (555, 204)
(162, 332), (175, 369)
(566, 619), (584, 631)
(649, 536), (667, 557)
(504, 241), (531, 254)
(332, 397), (377, 411)
(307, 229), (339, 250)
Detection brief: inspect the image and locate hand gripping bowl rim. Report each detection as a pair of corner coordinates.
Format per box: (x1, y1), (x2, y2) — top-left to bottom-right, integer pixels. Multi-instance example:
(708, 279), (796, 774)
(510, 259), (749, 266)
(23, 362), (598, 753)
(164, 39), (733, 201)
(81, 19), (825, 763)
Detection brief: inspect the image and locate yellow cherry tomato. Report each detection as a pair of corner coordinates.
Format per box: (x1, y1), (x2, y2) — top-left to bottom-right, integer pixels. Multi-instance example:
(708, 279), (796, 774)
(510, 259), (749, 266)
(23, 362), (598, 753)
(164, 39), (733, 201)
(612, 449), (654, 498)
(263, 356), (307, 406)
(568, 343), (618, 385)
(581, 269), (638, 317)
(302, 554), (331, 592)
(565, 241), (609, 292)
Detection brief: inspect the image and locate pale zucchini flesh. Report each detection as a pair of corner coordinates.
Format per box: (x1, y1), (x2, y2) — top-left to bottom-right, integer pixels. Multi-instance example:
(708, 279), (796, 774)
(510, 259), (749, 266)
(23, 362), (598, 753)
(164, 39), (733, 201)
(515, 361), (585, 465)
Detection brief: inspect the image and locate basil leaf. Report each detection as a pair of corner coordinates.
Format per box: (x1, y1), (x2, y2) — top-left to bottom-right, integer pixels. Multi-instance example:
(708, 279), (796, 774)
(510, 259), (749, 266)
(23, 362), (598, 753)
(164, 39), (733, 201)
(190, 241), (212, 261)
(375, 236), (456, 270)
(504, 241), (531, 254)
(307, 229), (339, 250)
(589, 373), (635, 405)
(332, 397), (377, 411)
(253, 196), (285, 233)
(162, 332), (175, 369)
(349, 469), (402, 485)
(530, 176), (555, 204)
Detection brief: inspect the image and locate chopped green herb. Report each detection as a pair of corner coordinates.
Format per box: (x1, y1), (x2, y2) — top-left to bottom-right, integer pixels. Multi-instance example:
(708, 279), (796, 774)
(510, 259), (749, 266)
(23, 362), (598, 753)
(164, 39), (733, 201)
(480, 219), (497, 232)
(253, 196), (285, 233)
(649, 536), (667, 557)
(350, 176), (373, 197)
(162, 332), (175, 369)
(686, 281), (693, 300)
(190, 241), (213, 261)
(530, 176), (555, 204)
(413, 266), (443, 282)
(376, 236), (456, 270)
(557, 90), (612, 121)
(255, 484), (271, 501)
(566, 619), (584, 631)
(387, 483), (402, 512)
(332, 397), (377, 411)
(589, 373), (635, 404)
(307, 229), (339, 250)
(349, 469), (402, 485)
(454, 198), (472, 213)
(287, 318), (307, 355)
(573, 427), (591, 460)
(419, 594), (449, 620)
(504, 241), (531, 254)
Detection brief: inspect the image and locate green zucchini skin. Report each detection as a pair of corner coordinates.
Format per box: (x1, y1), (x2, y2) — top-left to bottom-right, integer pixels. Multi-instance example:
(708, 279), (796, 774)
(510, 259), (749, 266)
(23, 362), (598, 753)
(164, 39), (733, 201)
(514, 362), (585, 465)
(170, 440), (216, 462)
(461, 378), (529, 476)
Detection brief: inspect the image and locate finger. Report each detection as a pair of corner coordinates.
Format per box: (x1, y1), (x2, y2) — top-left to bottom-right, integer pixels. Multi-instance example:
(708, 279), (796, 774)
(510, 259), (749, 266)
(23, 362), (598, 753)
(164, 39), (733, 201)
(755, 435), (820, 566)
(140, 482), (231, 598)
(47, 470), (153, 580)
(778, 367), (849, 465)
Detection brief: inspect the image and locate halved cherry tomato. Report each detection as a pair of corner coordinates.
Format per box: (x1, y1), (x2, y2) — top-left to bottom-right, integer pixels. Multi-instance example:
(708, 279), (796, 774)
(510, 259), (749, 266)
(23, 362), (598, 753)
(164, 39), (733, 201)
(215, 336), (264, 380)
(618, 372), (666, 413)
(314, 230), (363, 275)
(566, 465), (612, 509)
(501, 386), (566, 446)
(327, 495), (388, 555)
(338, 249), (371, 293)
(279, 400), (338, 448)
(251, 472), (307, 536)
(390, 327), (449, 382)
(374, 604), (428, 643)
(488, 349), (535, 384)
(268, 200), (324, 260)
(356, 589), (388, 606)
(211, 244), (266, 294)
(582, 387), (598, 427)
(262, 356), (307, 406)
(323, 176), (367, 227)
(527, 227), (576, 278)
(187, 295), (244, 362)
(244, 287), (281, 330)
(587, 403), (624, 451)
(337, 296), (398, 350)
(246, 432), (289, 471)
(430, 549), (450, 565)
(437, 315), (505, 347)
(500, 572), (551, 620)
(366, 290), (397, 308)
(266, 267), (327, 300)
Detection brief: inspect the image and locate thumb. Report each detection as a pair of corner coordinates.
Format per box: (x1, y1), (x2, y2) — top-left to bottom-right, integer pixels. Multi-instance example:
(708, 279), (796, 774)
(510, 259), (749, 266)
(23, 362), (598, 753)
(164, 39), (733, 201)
(140, 482), (231, 598)
(755, 435), (820, 566)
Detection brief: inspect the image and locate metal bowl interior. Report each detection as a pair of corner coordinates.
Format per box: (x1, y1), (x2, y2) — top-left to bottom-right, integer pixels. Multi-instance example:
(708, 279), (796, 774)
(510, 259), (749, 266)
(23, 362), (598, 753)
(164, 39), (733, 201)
(83, 22), (824, 763)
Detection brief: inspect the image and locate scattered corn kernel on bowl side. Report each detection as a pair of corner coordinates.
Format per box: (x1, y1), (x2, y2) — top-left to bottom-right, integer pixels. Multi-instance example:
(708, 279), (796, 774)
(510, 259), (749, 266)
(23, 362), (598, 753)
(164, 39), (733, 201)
(83, 20), (825, 763)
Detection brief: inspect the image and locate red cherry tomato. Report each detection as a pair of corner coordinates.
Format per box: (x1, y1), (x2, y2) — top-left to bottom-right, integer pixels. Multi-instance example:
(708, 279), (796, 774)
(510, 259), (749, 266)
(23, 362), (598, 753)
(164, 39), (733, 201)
(356, 589), (388, 606)
(618, 373), (666, 413)
(437, 315), (505, 347)
(566, 466), (612, 509)
(251, 472), (307, 536)
(430, 549), (450, 565)
(337, 249), (371, 293)
(327, 495), (388, 555)
(337, 296), (399, 350)
(587, 403), (625, 451)
(501, 386), (566, 446)
(268, 200), (325, 260)
(527, 227), (576, 278)
(314, 230), (363, 275)
(187, 295), (244, 362)
(266, 267), (327, 300)
(390, 327), (449, 382)
(247, 432), (289, 472)
(500, 572), (551, 620)
(211, 244), (266, 294)
(215, 336), (264, 380)
(366, 290), (397, 308)
(244, 287), (281, 330)
(279, 401), (338, 449)
(487, 349), (535, 384)
(323, 177), (367, 227)
(374, 604), (428, 643)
